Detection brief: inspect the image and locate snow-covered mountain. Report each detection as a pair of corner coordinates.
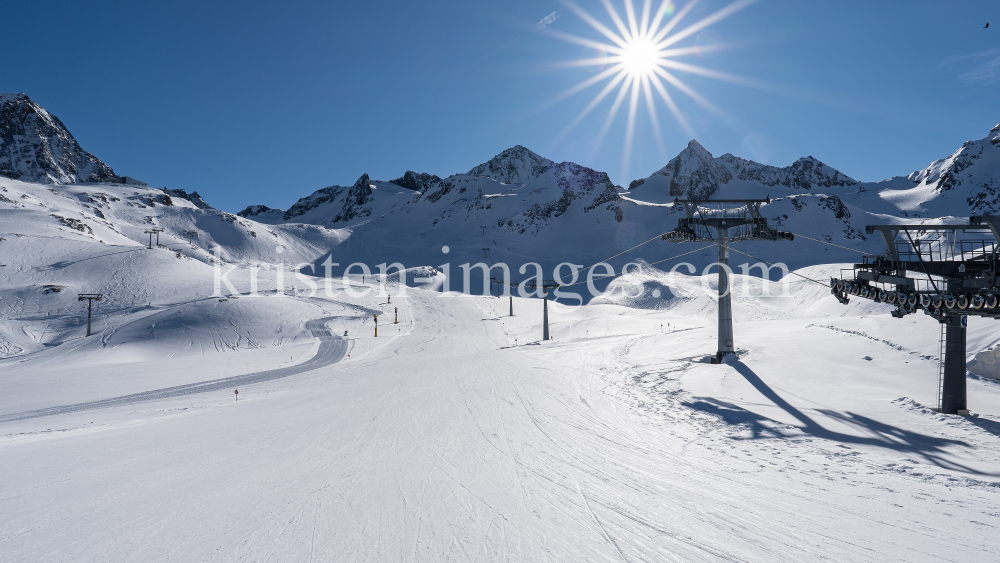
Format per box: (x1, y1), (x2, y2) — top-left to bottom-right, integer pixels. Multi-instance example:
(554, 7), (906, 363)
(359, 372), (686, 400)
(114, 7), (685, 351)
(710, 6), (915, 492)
(872, 123), (1000, 216)
(627, 139), (858, 202)
(0, 93), (117, 184)
(240, 141), (885, 279)
(7, 92), (1000, 294)
(236, 146), (627, 285)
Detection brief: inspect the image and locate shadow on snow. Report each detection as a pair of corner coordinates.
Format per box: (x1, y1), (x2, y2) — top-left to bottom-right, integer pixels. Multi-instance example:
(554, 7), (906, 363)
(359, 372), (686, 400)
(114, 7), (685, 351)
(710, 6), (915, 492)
(684, 360), (998, 476)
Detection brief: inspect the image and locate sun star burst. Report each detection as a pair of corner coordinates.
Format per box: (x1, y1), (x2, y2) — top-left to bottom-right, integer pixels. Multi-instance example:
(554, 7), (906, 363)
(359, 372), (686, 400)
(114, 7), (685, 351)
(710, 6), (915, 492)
(547, 0), (759, 179)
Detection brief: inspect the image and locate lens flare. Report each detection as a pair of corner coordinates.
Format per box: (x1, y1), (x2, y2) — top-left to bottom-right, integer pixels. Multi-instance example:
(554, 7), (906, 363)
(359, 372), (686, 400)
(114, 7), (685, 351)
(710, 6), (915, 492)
(694, 30), (722, 58)
(742, 133), (773, 163)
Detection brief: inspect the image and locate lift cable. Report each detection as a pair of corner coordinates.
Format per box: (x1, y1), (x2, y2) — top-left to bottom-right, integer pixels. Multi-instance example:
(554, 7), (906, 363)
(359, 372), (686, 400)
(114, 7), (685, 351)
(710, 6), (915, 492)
(726, 247), (832, 288)
(577, 233), (667, 273)
(787, 232), (868, 254)
(560, 245), (715, 288)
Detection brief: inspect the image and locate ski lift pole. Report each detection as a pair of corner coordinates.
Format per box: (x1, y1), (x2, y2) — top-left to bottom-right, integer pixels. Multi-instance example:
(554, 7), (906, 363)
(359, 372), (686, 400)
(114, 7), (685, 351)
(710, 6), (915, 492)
(143, 228), (163, 249)
(78, 293), (103, 337)
(528, 280), (560, 341)
(492, 278), (520, 317)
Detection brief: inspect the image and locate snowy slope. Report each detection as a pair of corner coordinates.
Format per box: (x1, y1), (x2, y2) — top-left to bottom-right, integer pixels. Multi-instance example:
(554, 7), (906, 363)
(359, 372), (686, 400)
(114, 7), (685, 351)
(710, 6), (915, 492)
(2, 268), (1000, 561)
(0, 177), (348, 266)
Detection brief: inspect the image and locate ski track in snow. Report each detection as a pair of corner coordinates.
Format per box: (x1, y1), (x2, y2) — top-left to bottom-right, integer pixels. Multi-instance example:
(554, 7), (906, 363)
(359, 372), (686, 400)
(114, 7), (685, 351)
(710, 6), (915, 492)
(2, 289), (1000, 561)
(0, 317), (346, 423)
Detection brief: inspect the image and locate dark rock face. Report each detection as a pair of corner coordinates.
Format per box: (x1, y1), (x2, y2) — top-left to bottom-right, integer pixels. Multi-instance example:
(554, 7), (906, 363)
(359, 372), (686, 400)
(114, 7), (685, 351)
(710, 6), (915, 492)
(0, 93), (117, 184)
(667, 140), (732, 199)
(819, 195), (851, 220)
(333, 174), (374, 223)
(238, 204), (275, 218)
(281, 173), (375, 224)
(389, 171), (441, 192)
(648, 139), (856, 200)
(721, 154), (857, 191)
(584, 181), (624, 222)
(423, 180), (456, 204)
(467, 145), (553, 184)
(165, 188), (211, 209)
(283, 186), (342, 221)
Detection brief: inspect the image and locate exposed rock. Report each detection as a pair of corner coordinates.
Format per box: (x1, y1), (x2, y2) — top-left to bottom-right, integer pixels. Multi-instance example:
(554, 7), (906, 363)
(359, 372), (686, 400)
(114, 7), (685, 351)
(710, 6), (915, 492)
(165, 188), (211, 209)
(0, 93), (117, 184)
(666, 140), (733, 199)
(467, 145), (554, 184)
(238, 204), (283, 218)
(332, 174), (374, 223)
(389, 171), (441, 192)
(283, 185), (340, 221)
(720, 153), (857, 190)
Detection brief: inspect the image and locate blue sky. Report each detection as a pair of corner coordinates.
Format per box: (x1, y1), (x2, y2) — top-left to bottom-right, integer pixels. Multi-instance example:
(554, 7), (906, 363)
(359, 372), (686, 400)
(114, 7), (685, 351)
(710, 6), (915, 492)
(3, 0), (999, 212)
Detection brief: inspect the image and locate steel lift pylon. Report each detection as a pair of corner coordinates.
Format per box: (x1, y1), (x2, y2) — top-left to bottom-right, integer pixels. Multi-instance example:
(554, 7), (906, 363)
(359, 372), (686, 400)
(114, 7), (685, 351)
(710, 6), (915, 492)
(662, 198), (793, 363)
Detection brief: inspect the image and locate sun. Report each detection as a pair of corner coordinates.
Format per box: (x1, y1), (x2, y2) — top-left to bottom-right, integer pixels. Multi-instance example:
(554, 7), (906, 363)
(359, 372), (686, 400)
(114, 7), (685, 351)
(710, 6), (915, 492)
(543, 0), (760, 179)
(620, 36), (660, 77)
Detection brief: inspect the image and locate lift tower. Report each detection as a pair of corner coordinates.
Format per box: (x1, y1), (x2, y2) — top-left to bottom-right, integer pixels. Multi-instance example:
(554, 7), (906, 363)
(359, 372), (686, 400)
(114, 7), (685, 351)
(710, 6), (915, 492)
(78, 293), (103, 337)
(663, 198), (793, 363)
(143, 227), (163, 249)
(527, 280), (560, 341)
(830, 216), (1000, 414)
(491, 278), (521, 317)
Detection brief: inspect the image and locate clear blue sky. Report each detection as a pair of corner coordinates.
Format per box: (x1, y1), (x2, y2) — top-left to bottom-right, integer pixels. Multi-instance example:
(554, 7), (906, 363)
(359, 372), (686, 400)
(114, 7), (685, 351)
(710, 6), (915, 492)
(3, 0), (998, 212)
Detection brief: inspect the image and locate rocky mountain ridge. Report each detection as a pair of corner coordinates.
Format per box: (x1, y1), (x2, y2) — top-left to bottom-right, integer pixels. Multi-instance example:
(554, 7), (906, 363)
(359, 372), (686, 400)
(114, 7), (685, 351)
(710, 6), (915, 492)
(628, 139), (858, 201)
(7, 92), (1000, 278)
(0, 93), (118, 184)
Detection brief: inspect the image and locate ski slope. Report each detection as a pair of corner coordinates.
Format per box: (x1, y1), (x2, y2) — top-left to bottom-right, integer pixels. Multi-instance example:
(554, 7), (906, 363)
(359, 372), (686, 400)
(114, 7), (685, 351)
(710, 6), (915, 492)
(3, 269), (1000, 561)
(4, 120), (1000, 560)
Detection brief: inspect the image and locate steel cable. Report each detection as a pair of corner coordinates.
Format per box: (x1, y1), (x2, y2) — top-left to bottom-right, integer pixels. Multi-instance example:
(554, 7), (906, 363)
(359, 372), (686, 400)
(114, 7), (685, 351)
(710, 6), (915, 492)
(788, 231), (868, 254)
(726, 247), (832, 288)
(576, 233), (668, 273)
(560, 245), (715, 288)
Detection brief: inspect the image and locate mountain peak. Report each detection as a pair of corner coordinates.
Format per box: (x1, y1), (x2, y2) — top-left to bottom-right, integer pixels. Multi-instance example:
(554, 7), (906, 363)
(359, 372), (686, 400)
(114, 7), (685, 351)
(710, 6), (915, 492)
(666, 140), (731, 199)
(349, 173), (374, 202)
(467, 145), (555, 184)
(0, 93), (117, 184)
(686, 138), (709, 152)
(632, 141), (856, 201)
(0, 92), (30, 104)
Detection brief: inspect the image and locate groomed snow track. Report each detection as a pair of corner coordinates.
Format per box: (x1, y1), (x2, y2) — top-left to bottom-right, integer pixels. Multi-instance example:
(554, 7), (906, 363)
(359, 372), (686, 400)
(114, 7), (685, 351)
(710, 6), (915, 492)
(0, 317), (346, 424)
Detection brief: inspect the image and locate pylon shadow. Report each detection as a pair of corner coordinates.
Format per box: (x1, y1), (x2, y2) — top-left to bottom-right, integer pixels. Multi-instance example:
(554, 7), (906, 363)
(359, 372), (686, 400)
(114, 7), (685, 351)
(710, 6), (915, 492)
(690, 360), (997, 476)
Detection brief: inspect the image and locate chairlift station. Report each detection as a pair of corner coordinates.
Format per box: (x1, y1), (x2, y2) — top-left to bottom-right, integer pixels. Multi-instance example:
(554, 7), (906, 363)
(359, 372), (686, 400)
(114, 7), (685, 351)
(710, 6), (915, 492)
(830, 216), (1000, 414)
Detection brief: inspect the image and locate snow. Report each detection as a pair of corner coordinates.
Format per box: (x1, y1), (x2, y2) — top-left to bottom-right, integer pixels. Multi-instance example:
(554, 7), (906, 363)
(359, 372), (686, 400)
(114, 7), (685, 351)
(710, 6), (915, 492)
(3, 206), (1000, 559)
(4, 117), (1000, 559)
